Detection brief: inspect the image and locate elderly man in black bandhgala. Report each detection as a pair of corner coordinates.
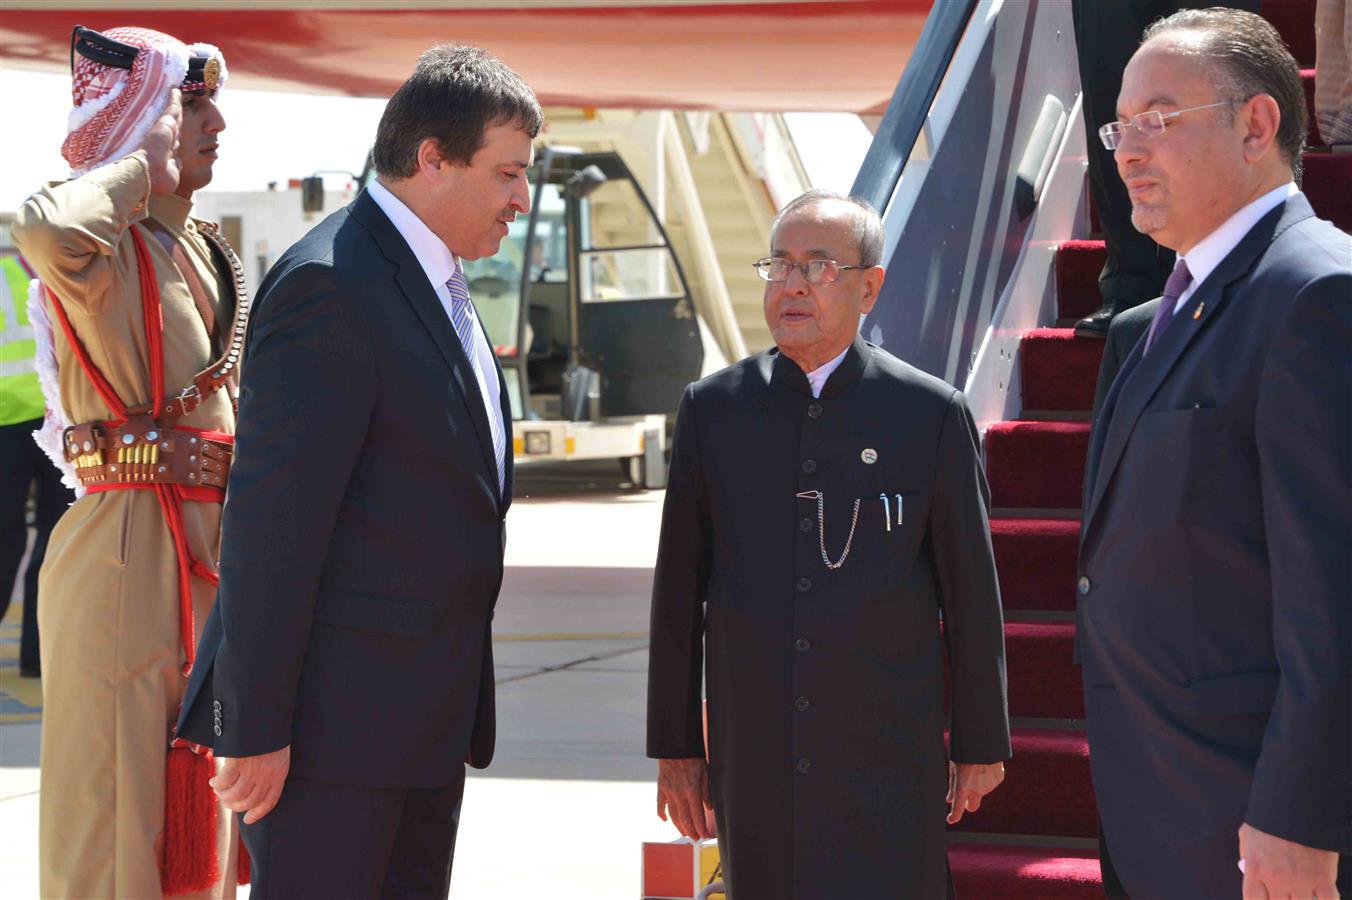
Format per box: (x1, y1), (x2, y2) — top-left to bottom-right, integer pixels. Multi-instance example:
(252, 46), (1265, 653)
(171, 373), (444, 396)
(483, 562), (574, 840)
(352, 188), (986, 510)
(647, 190), (1011, 899)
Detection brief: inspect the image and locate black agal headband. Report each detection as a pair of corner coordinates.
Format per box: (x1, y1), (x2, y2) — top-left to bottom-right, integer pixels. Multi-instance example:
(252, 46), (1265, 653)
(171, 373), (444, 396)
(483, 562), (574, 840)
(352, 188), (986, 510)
(69, 25), (222, 92)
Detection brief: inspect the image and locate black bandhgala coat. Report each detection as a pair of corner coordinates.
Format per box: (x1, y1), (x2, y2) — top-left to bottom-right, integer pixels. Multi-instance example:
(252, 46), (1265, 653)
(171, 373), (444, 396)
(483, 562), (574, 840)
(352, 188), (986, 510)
(647, 337), (1011, 900)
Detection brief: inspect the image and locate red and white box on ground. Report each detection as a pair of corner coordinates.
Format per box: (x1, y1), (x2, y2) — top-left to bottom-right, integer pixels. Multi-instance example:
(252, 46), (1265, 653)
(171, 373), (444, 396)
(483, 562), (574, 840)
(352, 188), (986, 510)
(641, 838), (723, 899)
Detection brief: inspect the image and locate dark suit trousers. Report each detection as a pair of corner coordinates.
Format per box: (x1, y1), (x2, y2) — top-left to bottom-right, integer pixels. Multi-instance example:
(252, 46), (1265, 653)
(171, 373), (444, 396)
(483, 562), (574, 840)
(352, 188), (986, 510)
(0, 418), (74, 671)
(242, 769), (467, 899)
(1071, 0), (1260, 309)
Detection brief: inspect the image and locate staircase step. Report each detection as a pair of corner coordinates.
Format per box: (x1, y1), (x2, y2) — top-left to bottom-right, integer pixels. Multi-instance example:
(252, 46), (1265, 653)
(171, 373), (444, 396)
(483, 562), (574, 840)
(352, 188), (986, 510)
(991, 517), (1079, 613)
(943, 622), (1083, 719)
(1054, 240), (1106, 321)
(1006, 622), (1083, 720)
(949, 728), (1096, 839)
(950, 843), (1102, 900)
(985, 421), (1090, 510)
(1304, 151), (1352, 233)
(1019, 328), (1105, 412)
(1263, 0), (1316, 68)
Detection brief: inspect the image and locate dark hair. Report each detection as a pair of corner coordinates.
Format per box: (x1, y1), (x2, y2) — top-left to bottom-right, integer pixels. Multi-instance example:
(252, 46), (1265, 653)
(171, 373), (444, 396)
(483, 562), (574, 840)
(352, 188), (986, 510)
(373, 44), (542, 178)
(1142, 8), (1306, 180)
(770, 189), (885, 268)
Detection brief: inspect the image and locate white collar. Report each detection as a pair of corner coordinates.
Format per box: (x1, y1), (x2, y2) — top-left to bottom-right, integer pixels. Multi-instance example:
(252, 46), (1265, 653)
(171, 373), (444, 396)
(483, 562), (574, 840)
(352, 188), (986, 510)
(1180, 181), (1298, 290)
(366, 178), (461, 289)
(805, 344), (851, 399)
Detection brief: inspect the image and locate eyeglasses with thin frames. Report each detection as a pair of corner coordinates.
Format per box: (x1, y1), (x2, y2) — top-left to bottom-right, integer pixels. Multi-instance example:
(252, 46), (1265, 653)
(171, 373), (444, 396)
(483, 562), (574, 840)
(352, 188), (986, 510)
(753, 257), (869, 284)
(1098, 100), (1232, 150)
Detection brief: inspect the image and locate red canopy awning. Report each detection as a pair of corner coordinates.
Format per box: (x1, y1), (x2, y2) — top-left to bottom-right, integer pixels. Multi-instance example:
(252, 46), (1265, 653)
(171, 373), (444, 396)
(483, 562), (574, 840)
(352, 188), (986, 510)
(0, 1), (930, 114)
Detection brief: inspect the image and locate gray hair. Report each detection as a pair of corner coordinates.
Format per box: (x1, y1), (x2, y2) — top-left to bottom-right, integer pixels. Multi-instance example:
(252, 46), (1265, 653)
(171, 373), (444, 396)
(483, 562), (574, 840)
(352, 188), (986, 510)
(770, 189), (885, 268)
(374, 44), (542, 178)
(1142, 8), (1306, 180)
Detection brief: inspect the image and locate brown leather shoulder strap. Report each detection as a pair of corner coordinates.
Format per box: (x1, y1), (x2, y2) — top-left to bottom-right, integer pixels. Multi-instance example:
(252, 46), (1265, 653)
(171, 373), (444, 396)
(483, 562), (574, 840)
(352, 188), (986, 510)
(128, 223), (254, 425)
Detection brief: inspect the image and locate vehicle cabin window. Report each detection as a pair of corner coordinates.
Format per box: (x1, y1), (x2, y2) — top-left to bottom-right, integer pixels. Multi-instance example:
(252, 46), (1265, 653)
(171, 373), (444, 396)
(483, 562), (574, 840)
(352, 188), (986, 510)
(579, 179), (682, 303)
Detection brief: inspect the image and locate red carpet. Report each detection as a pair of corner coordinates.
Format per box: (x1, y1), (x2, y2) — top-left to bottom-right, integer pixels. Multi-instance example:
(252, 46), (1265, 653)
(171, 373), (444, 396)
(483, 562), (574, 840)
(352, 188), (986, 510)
(1051, 240), (1106, 321)
(990, 518), (1080, 614)
(950, 844), (1102, 900)
(1006, 623), (1082, 720)
(944, 622), (1081, 720)
(949, 729), (1096, 839)
(949, 2), (1329, 895)
(1262, 0), (1317, 69)
(985, 421), (1089, 510)
(1304, 153), (1352, 231)
(1019, 329), (1105, 412)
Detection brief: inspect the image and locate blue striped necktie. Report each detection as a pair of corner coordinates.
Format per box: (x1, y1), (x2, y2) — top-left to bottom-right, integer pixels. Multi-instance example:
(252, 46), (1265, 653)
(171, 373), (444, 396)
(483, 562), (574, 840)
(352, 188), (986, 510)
(446, 266), (506, 493)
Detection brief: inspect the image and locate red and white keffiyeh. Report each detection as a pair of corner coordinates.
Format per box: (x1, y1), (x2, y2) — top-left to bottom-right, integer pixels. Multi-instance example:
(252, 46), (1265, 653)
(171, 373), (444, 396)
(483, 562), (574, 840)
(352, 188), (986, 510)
(61, 27), (189, 177)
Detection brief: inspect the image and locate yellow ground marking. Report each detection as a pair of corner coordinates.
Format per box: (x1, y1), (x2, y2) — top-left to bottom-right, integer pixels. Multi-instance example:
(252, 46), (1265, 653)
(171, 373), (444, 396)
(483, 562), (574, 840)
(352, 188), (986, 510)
(0, 615), (42, 723)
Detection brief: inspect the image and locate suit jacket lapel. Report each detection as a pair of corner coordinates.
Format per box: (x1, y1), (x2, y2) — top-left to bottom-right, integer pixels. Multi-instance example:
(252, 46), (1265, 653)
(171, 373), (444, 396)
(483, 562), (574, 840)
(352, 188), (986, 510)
(1082, 196), (1314, 537)
(350, 191), (500, 489)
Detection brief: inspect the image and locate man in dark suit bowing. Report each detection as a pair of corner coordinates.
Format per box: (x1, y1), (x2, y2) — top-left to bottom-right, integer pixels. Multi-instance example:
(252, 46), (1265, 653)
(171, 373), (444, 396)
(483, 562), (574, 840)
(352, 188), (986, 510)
(176, 45), (540, 896)
(647, 190), (1011, 899)
(1078, 9), (1350, 898)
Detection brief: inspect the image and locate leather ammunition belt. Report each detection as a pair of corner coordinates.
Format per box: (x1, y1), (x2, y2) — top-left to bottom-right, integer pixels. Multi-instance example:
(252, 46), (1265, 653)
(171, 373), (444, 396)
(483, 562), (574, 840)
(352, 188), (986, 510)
(63, 414), (231, 489)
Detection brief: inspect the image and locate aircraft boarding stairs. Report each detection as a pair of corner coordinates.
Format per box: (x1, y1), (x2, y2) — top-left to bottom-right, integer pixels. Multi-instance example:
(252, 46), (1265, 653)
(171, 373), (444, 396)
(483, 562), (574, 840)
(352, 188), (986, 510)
(853, 0), (1349, 896)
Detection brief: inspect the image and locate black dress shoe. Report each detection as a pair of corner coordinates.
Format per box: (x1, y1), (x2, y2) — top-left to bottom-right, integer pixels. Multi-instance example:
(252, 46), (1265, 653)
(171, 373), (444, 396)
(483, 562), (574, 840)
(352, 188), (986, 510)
(1074, 303), (1118, 337)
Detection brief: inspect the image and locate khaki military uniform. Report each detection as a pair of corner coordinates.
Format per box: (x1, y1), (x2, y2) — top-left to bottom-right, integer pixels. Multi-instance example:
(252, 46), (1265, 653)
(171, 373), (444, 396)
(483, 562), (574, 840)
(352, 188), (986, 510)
(13, 152), (240, 899)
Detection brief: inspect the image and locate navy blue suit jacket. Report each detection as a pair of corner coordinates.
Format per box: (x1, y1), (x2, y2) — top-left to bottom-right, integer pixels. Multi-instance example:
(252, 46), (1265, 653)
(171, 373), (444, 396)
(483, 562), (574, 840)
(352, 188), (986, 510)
(1077, 193), (1351, 898)
(177, 190), (513, 787)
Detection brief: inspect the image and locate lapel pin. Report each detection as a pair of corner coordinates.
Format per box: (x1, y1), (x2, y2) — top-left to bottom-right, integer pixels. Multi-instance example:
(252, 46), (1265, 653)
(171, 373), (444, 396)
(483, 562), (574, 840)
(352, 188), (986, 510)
(861, 448), (878, 464)
(1193, 301), (1205, 320)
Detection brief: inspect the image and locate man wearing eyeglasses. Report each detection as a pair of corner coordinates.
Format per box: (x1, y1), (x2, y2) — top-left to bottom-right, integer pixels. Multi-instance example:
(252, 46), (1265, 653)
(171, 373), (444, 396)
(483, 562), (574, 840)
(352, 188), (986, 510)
(1071, 0), (1260, 337)
(646, 190), (1011, 898)
(1077, 9), (1351, 900)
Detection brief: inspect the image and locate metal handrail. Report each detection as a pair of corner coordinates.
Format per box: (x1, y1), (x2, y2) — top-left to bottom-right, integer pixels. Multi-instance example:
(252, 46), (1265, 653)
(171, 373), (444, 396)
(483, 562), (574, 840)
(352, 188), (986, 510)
(849, 0), (979, 212)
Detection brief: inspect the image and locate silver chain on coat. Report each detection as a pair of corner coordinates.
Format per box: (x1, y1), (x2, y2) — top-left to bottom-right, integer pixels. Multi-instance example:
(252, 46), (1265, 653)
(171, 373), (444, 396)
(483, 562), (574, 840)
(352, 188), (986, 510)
(795, 490), (860, 570)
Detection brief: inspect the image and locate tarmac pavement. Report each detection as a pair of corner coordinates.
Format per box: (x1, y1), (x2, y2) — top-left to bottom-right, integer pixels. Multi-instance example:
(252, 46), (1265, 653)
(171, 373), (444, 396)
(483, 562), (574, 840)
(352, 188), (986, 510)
(0, 460), (684, 898)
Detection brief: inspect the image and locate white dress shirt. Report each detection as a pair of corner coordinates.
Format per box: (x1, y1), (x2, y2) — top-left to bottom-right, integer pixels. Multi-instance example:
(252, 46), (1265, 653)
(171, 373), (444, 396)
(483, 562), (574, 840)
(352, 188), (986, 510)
(805, 344), (851, 398)
(367, 179), (506, 492)
(1174, 181), (1300, 312)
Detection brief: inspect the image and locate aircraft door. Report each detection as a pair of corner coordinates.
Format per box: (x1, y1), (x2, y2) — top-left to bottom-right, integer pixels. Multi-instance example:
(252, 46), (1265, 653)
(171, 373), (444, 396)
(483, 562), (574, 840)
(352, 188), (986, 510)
(571, 153), (702, 418)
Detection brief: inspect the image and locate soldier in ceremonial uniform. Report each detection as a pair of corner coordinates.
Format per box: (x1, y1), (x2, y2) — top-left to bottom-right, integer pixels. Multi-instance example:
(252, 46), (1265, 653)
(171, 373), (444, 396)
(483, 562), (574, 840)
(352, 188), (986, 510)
(647, 191), (1011, 899)
(13, 26), (247, 898)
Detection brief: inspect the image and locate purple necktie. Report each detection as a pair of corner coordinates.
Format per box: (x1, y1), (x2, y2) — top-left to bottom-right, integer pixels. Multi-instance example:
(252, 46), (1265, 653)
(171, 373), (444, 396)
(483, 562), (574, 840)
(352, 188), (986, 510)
(1144, 260), (1193, 353)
